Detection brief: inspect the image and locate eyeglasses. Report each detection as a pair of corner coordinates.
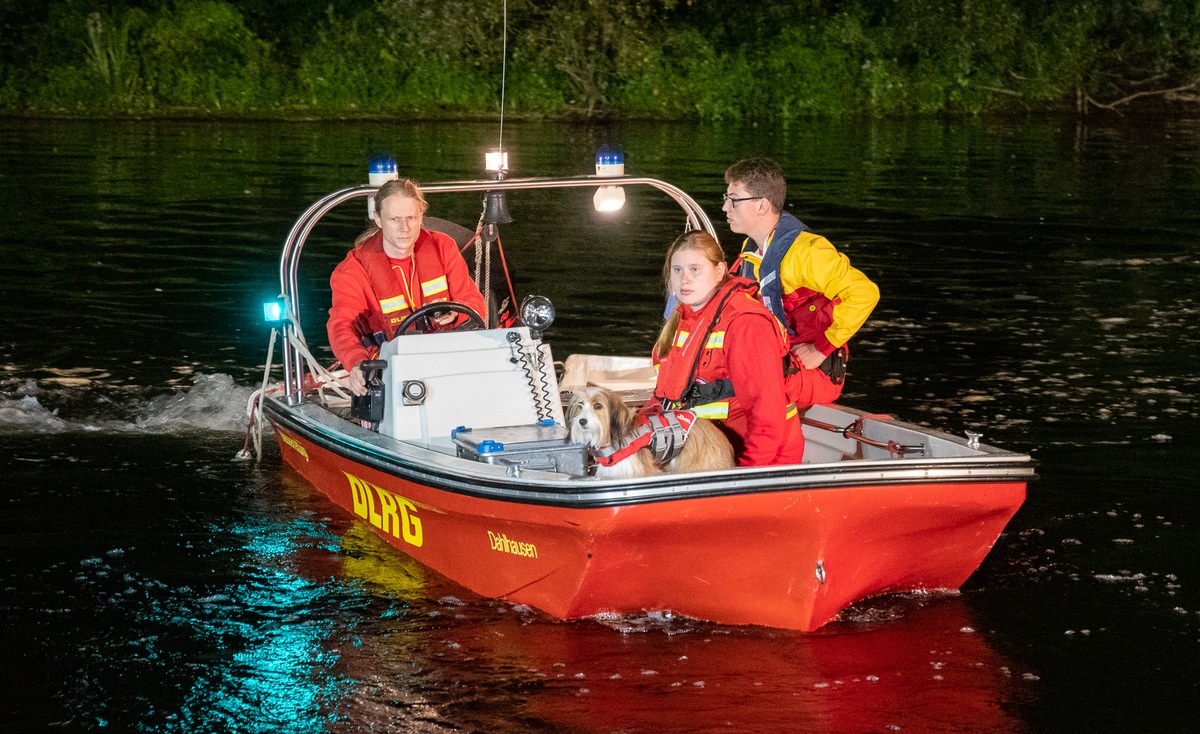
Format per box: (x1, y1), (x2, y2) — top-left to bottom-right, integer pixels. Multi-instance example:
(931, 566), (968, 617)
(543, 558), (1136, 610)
(721, 194), (763, 207)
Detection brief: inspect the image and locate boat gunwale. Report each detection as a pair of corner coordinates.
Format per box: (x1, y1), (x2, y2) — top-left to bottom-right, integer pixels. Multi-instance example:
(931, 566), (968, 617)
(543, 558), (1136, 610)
(265, 396), (1037, 510)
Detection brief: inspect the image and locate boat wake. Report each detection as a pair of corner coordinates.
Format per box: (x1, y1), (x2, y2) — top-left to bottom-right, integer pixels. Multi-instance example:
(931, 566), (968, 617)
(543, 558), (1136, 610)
(0, 371), (253, 435)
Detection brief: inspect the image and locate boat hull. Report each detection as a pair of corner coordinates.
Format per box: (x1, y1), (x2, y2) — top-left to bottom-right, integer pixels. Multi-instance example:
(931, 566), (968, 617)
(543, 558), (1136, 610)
(266, 400), (1027, 632)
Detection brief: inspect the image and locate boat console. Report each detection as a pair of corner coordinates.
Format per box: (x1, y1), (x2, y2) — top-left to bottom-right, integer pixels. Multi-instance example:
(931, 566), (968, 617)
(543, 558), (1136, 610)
(376, 326), (563, 442)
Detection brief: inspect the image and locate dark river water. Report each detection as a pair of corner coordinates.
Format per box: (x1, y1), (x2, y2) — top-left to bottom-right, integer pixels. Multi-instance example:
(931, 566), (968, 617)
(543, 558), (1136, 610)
(2, 116), (1199, 732)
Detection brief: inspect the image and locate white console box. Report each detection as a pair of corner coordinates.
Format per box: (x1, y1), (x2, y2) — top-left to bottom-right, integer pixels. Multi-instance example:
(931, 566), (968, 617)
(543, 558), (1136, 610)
(376, 327), (562, 441)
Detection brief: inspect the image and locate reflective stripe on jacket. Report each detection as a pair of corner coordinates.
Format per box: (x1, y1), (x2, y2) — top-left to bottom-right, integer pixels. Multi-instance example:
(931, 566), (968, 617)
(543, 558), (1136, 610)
(326, 228), (486, 369)
(653, 277), (805, 466)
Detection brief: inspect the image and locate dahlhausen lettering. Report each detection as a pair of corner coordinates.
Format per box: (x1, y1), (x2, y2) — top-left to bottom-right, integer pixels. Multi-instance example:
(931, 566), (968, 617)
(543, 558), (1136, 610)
(487, 530), (539, 559)
(344, 472), (423, 548)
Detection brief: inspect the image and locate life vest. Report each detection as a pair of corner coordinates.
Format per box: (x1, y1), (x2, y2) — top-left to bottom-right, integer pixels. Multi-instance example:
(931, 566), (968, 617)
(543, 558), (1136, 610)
(734, 211), (839, 344)
(351, 229), (455, 341)
(654, 277), (787, 420)
(592, 407), (698, 467)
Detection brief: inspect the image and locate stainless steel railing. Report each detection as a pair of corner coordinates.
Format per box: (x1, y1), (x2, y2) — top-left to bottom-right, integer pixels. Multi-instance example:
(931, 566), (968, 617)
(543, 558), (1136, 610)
(276, 175), (716, 401)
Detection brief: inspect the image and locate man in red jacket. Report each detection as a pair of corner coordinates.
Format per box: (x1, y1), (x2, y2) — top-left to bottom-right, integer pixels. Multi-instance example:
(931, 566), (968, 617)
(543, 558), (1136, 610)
(327, 178), (486, 395)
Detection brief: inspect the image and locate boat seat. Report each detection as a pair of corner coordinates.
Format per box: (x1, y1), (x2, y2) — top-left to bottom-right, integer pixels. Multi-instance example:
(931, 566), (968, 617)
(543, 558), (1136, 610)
(558, 354), (657, 403)
(426, 216), (516, 329)
(424, 216), (475, 247)
(376, 327), (563, 441)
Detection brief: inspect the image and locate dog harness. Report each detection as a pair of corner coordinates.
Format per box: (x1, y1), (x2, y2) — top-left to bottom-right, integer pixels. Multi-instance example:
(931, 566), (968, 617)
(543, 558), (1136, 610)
(592, 407), (698, 467)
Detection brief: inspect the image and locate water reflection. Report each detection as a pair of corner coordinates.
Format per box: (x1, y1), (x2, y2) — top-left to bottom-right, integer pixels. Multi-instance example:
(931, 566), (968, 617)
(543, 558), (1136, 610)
(3, 116), (1200, 732)
(322, 499), (1031, 734)
(40, 487), (358, 731)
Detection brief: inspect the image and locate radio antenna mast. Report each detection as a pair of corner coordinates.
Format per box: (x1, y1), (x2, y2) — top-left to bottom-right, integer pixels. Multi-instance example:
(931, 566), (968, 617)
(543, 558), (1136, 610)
(498, 0), (508, 153)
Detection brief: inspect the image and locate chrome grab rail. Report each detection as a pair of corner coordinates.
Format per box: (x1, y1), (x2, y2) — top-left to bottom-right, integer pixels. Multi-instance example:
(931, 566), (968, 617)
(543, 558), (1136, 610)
(276, 175), (717, 401)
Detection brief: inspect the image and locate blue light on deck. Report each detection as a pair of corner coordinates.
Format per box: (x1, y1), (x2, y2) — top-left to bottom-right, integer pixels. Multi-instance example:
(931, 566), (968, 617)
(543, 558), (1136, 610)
(593, 145), (626, 212)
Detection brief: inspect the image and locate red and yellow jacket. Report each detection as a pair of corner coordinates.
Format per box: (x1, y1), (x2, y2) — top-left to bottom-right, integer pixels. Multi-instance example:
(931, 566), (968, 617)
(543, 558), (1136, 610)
(326, 228), (486, 369)
(654, 277), (806, 467)
(735, 211), (879, 355)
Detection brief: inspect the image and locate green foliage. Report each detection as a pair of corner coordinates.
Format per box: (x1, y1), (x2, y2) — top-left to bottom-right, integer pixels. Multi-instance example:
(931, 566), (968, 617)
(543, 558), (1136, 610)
(84, 9), (144, 106)
(2, 0), (1199, 119)
(13, 1), (287, 113)
(296, 7), (399, 111)
(504, 52), (569, 115)
(760, 24), (867, 117)
(373, 0), (512, 112)
(139, 1), (278, 110)
(523, 0), (673, 115)
(613, 28), (756, 121)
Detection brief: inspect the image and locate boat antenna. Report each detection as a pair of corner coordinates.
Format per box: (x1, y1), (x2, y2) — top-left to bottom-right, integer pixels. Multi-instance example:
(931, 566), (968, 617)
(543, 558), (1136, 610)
(498, 0), (507, 153)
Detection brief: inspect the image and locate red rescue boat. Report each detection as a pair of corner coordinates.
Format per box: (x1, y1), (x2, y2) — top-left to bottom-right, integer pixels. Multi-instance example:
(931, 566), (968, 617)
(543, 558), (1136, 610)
(249, 164), (1034, 632)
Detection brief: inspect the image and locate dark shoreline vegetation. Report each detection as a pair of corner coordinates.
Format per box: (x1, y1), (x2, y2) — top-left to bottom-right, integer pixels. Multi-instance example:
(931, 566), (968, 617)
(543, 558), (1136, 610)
(2, 0), (1199, 121)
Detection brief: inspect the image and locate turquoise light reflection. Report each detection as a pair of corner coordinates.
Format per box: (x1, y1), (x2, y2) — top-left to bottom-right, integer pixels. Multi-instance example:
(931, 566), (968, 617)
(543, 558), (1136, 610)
(159, 519), (355, 733)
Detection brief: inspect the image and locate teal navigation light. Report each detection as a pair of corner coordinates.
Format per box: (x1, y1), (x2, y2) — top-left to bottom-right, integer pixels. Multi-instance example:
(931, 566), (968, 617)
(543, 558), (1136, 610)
(262, 297), (286, 326)
(593, 145), (626, 212)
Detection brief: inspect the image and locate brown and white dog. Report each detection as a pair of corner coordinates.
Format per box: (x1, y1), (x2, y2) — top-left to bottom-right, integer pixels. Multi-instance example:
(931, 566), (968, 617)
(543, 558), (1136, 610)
(566, 386), (735, 478)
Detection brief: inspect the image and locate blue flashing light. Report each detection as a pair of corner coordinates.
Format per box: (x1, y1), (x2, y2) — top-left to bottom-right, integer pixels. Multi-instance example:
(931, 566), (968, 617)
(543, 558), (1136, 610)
(595, 144), (624, 166)
(368, 154), (398, 176)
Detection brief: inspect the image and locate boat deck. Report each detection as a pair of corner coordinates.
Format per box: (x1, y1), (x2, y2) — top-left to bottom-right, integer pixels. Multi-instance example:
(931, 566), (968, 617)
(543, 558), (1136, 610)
(303, 385), (1009, 475)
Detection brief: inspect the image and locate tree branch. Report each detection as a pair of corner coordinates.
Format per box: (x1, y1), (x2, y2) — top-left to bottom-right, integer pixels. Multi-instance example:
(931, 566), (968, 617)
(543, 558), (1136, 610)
(1086, 81), (1199, 114)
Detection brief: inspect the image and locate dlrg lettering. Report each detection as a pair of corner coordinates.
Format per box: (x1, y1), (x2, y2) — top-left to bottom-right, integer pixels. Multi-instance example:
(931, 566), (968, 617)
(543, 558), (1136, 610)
(345, 472), (423, 548)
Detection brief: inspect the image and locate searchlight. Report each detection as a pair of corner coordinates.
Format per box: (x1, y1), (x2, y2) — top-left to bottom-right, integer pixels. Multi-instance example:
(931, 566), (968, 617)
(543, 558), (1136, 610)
(519, 295), (555, 340)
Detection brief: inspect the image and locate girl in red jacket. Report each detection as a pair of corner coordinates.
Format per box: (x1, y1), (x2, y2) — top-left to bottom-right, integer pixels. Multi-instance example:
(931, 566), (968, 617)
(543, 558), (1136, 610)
(653, 231), (806, 466)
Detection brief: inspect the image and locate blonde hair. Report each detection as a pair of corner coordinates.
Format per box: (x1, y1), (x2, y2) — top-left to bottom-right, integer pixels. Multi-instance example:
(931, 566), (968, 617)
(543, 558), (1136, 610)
(358, 178), (428, 245)
(653, 230), (730, 358)
(374, 177), (428, 215)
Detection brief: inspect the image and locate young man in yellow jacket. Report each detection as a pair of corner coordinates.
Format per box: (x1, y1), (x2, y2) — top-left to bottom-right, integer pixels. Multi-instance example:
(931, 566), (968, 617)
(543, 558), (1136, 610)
(723, 157), (880, 407)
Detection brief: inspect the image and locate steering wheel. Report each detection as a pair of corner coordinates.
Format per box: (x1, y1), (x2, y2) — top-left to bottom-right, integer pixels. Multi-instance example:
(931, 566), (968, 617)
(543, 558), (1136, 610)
(394, 301), (486, 335)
